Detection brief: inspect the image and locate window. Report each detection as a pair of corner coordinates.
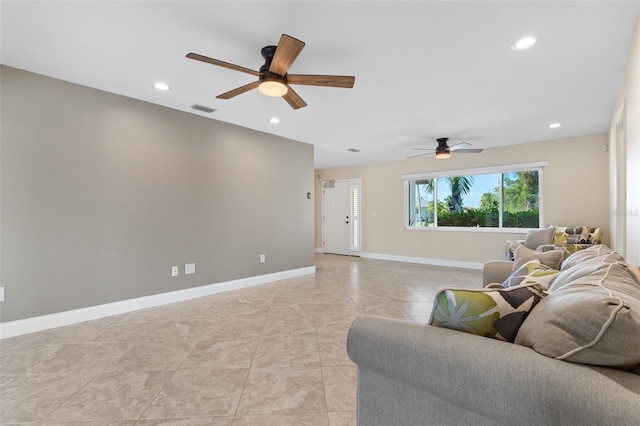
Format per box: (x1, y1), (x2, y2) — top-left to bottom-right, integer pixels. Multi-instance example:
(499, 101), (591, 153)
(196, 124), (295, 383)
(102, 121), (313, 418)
(404, 162), (546, 230)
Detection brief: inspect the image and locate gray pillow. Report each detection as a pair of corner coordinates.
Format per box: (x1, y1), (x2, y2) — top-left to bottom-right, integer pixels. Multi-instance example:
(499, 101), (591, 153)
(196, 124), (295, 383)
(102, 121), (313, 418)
(549, 259), (611, 292)
(561, 244), (624, 271)
(551, 246), (626, 292)
(515, 262), (640, 370)
(523, 226), (555, 250)
(512, 245), (563, 271)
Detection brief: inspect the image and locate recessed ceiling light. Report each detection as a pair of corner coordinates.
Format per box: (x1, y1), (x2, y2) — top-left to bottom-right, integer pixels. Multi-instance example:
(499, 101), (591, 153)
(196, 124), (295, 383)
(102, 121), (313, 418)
(549, 122), (561, 129)
(512, 37), (536, 50)
(154, 82), (170, 91)
(270, 117), (280, 124)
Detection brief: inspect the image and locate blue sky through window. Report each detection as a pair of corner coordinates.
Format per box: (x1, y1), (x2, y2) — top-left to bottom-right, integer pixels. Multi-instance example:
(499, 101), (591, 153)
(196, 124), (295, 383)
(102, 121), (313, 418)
(437, 174), (499, 208)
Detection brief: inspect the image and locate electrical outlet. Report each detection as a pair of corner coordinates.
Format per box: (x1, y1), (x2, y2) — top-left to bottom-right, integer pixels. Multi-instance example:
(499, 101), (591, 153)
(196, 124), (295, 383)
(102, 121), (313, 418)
(185, 263), (196, 275)
(171, 266), (179, 277)
(260, 254), (266, 264)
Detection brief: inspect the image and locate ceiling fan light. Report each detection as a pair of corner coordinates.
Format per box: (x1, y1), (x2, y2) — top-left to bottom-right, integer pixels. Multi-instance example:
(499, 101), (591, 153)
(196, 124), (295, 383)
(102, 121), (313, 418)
(259, 80), (288, 97)
(435, 150), (450, 160)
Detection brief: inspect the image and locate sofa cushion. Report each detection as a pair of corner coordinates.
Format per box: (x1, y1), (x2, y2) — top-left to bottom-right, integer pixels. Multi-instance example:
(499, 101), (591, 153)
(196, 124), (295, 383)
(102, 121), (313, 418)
(513, 245), (563, 271)
(523, 226), (555, 249)
(515, 262), (640, 370)
(502, 260), (560, 289)
(429, 283), (546, 343)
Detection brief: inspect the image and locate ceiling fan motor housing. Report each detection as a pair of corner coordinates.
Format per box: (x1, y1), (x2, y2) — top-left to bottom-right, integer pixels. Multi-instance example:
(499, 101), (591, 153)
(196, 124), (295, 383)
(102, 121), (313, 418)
(436, 137), (450, 154)
(260, 46), (278, 73)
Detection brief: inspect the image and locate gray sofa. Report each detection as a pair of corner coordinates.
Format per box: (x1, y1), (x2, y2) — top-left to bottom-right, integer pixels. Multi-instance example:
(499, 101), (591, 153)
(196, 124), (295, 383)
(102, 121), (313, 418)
(504, 225), (603, 261)
(347, 247), (640, 425)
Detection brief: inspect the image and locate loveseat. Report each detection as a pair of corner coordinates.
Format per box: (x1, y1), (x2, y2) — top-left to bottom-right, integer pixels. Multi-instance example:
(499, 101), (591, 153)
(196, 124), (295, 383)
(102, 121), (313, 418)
(505, 225), (602, 261)
(347, 245), (640, 425)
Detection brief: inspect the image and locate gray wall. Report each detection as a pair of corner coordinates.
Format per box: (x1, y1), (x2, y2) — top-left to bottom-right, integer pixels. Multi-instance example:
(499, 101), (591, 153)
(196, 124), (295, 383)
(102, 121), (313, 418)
(0, 65), (315, 322)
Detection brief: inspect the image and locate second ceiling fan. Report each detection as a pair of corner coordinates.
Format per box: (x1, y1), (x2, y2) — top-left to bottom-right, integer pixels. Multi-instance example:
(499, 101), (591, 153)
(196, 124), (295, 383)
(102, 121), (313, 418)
(409, 138), (484, 159)
(186, 34), (356, 110)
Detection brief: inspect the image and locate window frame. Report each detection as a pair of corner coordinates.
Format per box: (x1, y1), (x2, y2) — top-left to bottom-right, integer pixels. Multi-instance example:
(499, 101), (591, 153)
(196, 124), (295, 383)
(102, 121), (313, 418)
(403, 161), (548, 233)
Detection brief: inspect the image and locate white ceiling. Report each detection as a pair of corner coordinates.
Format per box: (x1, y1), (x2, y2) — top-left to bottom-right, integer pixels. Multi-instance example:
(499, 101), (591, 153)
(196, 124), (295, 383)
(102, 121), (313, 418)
(2, 1), (639, 169)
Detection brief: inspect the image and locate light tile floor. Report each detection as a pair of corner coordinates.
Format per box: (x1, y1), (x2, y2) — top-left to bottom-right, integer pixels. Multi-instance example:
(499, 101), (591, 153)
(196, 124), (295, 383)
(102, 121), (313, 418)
(0, 254), (481, 425)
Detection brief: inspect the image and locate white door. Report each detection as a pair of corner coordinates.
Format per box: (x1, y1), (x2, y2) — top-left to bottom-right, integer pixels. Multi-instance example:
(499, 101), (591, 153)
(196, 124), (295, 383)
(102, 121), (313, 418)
(323, 181), (351, 255)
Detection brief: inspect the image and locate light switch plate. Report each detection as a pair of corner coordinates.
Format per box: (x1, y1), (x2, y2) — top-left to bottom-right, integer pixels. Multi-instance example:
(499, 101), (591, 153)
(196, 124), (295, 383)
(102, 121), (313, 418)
(171, 266), (179, 277)
(185, 263), (196, 275)
(0, 287), (5, 302)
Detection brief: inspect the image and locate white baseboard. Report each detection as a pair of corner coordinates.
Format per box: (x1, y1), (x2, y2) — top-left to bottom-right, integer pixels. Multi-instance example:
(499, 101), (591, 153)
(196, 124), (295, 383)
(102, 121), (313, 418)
(360, 252), (483, 270)
(0, 266), (315, 339)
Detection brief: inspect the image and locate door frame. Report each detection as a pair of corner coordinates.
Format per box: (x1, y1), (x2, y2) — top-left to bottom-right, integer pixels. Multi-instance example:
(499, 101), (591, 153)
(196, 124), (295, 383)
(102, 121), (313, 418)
(613, 101), (627, 257)
(321, 178), (362, 256)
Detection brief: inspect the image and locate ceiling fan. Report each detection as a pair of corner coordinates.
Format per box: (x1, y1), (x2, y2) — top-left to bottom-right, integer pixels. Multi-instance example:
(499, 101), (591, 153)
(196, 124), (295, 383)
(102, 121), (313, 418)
(408, 137), (484, 159)
(186, 34), (355, 110)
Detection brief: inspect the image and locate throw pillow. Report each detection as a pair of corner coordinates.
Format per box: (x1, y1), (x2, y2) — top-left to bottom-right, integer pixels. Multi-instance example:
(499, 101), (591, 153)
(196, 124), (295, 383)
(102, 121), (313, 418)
(553, 226), (584, 245)
(502, 260), (560, 289)
(549, 260), (612, 292)
(551, 245), (626, 292)
(553, 226), (600, 245)
(561, 244), (624, 271)
(523, 226), (555, 250)
(515, 262), (640, 370)
(512, 245), (563, 271)
(429, 283), (546, 343)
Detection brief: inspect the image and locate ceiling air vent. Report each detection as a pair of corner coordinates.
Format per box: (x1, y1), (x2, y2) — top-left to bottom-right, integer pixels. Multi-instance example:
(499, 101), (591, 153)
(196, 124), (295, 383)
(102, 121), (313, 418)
(191, 104), (216, 113)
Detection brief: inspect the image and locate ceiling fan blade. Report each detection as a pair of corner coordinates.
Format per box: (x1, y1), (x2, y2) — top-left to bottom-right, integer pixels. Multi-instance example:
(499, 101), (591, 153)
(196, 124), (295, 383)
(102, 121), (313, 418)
(453, 149), (484, 153)
(270, 34), (305, 76)
(186, 53), (261, 77)
(449, 142), (472, 150)
(282, 86), (307, 110)
(216, 81), (261, 99)
(407, 152), (435, 159)
(287, 74), (355, 88)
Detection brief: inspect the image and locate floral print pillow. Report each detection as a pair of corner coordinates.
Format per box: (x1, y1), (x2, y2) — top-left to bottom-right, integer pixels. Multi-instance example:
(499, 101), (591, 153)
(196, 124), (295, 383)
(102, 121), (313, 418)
(429, 283), (546, 343)
(502, 259), (560, 289)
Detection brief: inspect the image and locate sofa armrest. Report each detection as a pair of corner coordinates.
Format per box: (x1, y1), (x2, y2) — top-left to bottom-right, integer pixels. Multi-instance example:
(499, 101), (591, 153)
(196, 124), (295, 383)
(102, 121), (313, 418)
(347, 315), (640, 425)
(482, 260), (513, 286)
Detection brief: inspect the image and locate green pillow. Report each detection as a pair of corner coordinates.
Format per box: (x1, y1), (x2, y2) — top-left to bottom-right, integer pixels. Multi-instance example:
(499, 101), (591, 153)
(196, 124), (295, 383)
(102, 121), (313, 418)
(503, 260), (560, 289)
(429, 283), (546, 343)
